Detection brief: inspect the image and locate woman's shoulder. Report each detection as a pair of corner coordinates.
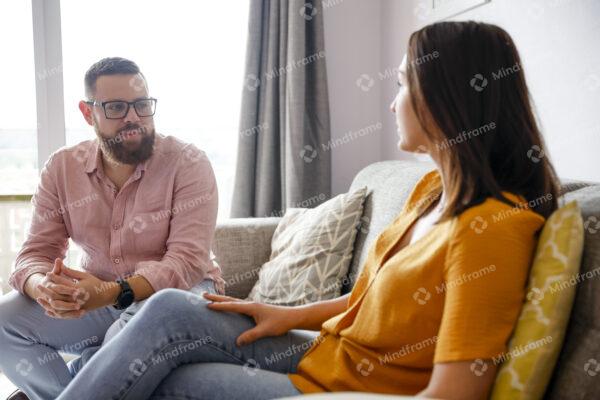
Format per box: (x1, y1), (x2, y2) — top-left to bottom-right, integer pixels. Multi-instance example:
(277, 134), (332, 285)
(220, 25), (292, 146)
(453, 192), (547, 238)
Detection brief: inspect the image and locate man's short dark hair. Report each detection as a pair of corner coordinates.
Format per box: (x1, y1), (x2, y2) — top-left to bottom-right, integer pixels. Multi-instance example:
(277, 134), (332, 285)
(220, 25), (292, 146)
(84, 57), (144, 99)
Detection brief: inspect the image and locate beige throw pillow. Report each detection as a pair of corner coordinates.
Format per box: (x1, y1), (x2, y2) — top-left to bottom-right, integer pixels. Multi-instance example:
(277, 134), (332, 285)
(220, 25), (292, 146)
(247, 187), (368, 306)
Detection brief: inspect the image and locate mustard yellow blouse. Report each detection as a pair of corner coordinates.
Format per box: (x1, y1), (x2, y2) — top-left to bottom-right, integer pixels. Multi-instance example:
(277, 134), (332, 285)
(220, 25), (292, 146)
(289, 169), (545, 394)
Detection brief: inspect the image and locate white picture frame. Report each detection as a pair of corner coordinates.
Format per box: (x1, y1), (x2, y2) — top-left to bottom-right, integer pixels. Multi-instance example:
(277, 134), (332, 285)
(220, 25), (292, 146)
(424, 0), (491, 21)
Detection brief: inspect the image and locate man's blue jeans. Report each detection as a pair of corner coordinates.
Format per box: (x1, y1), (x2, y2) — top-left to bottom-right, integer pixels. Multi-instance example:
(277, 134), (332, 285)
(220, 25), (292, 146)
(56, 288), (318, 400)
(0, 281), (217, 400)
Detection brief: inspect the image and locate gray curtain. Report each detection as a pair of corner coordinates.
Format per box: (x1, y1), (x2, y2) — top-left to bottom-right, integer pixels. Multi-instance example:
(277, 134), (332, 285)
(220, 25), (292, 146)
(231, 0), (331, 218)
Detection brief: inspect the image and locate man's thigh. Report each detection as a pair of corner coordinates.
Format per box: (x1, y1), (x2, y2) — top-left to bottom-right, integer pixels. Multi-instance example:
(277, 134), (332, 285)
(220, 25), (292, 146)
(0, 290), (120, 354)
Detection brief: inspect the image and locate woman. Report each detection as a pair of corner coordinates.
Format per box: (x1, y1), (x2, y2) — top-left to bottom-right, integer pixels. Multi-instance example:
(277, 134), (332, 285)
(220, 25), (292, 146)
(57, 21), (560, 400)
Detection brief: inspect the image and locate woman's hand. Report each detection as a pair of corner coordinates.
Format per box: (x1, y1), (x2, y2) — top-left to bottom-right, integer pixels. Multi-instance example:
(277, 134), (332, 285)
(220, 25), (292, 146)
(203, 293), (301, 346)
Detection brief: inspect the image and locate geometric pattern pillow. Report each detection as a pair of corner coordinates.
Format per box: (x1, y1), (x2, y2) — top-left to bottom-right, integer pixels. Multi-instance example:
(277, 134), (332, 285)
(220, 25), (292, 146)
(247, 187), (367, 306)
(490, 201), (584, 400)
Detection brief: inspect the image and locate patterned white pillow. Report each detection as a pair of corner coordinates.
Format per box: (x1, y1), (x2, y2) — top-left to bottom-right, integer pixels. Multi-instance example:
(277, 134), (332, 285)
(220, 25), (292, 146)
(247, 187), (367, 305)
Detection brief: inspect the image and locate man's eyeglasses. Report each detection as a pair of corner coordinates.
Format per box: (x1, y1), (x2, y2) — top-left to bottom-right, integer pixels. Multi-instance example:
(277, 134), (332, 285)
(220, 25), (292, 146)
(85, 98), (157, 119)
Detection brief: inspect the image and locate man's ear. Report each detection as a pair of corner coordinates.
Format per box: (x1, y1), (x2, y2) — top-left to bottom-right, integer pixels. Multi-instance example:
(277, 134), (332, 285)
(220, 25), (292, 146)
(78, 100), (94, 126)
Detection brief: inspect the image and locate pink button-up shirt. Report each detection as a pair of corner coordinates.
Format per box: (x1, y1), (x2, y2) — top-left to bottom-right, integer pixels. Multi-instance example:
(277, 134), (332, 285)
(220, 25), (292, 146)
(9, 133), (224, 295)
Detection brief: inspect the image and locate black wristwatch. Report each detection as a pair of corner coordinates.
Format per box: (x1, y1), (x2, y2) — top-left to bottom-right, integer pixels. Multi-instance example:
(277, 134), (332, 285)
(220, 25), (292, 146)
(113, 278), (135, 310)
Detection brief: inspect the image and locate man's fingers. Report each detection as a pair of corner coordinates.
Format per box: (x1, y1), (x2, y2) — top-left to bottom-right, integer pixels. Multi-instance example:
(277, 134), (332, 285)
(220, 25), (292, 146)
(45, 308), (85, 320)
(56, 309), (86, 319)
(37, 284), (74, 302)
(37, 285), (59, 299)
(47, 282), (78, 296)
(60, 265), (88, 280)
(37, 297), (58, 315)
(45, 309), (60, 319)
(52, 258), (61, 275)
(38, 298), (85, 319)
(37, 297), (52, 310)
(47, 272), (78, 287)
(49, 299), (81, 311)
(203, 293), (242, 303)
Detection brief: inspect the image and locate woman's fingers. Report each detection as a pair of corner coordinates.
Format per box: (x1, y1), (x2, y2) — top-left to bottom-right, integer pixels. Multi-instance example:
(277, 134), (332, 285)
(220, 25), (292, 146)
(206, 301), (254, 316)
(236, 326), (266, 347)
(203, 293), (241, 303)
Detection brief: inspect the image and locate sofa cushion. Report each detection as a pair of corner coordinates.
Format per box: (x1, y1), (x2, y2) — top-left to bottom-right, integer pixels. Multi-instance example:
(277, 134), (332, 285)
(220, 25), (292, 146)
(491, 201), (584, 400)
(248, 188), (367, 305)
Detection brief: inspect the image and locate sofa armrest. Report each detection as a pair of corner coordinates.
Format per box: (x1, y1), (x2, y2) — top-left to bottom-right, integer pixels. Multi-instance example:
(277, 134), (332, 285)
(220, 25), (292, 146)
(213, 217), (281, 299)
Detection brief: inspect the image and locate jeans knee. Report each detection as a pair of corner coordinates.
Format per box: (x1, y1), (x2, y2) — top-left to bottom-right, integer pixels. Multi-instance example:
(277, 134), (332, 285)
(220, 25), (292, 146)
(144, 288), (209, 316)
(0, 292), (34, 345)
(0, 292), (31, 330)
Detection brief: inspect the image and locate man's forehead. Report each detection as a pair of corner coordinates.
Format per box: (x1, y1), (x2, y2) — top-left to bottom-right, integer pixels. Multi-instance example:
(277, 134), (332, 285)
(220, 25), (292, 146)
(94, 73), (148, 100)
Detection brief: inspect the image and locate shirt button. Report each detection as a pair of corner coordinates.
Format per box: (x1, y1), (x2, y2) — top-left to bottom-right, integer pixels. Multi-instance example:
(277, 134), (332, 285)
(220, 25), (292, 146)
(113, 224), (120, 230)
(114, 258), (121, 264)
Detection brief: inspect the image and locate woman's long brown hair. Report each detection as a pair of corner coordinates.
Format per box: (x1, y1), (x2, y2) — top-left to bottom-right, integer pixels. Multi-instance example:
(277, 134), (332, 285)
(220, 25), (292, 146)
(406, 21), (560, 220)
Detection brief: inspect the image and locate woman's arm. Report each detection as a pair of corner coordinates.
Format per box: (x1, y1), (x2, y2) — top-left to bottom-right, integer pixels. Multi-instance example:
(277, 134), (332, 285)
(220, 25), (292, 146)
(203, 293), (349, 345)
(417, 360), (498, 400)
(294, 294), (350, 330)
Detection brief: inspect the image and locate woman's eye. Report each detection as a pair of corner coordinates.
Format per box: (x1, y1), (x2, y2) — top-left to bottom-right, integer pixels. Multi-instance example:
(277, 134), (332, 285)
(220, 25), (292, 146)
(397, 81), (403, 88)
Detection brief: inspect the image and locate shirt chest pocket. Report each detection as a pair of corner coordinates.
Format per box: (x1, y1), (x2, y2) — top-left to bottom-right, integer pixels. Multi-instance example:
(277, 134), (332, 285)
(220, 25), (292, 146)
(126, 211), (171, 256)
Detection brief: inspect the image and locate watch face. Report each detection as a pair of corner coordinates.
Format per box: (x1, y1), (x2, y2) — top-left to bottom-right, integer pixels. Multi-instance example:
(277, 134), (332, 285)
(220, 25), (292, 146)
(122, 291), (135, 307)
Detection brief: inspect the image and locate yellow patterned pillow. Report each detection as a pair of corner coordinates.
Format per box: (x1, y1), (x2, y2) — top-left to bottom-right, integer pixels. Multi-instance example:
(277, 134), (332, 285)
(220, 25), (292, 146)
(490, 201), (584, 400)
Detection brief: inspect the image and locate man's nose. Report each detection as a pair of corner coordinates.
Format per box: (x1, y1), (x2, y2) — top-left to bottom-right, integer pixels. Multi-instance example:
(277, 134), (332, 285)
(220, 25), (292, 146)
(390, 98), (396, 113)
(123, 104), (141, 123)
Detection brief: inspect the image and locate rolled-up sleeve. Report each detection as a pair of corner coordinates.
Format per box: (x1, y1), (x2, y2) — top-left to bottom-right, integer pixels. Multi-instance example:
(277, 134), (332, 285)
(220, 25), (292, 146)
(9, 154), (69, 294)
(134, 145), (219, 292)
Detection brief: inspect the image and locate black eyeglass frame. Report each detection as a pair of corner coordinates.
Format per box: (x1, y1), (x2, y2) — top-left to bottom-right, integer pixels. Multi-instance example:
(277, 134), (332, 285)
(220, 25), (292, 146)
(85, 98), (157, 119)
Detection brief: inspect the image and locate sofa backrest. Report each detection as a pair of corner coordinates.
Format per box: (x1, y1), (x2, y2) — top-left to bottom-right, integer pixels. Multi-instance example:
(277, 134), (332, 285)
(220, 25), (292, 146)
(345, 160), (600, 399)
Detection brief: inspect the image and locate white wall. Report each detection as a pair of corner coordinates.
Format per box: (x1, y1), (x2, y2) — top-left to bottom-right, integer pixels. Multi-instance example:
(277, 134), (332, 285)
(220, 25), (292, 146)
(323, 0), (384, 195)
(448, 0), (600, 182)
(325, 0), (600, 194)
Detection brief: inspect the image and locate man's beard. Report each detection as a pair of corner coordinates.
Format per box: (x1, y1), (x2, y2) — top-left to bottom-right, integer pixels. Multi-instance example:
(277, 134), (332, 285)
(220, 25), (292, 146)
(96, 124), (156, 165)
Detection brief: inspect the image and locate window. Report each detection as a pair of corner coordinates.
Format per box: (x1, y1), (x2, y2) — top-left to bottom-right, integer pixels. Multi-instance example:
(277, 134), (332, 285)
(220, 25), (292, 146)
(61, 0), (249, 219)
(0, 0), (38, 195)
(0, 0), (249, 302)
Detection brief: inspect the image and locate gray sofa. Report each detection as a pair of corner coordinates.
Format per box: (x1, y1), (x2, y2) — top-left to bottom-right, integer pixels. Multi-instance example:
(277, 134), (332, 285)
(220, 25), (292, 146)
(212, 160), (600, 399)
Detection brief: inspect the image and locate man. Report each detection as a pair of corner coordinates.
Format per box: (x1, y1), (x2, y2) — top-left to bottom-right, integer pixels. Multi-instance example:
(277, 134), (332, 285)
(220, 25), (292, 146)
(0, 57), (224, 400)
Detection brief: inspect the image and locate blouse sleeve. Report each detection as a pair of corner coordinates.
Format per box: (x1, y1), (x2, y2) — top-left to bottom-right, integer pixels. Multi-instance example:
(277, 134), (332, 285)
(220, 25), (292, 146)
(433, 203), (545, 363)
